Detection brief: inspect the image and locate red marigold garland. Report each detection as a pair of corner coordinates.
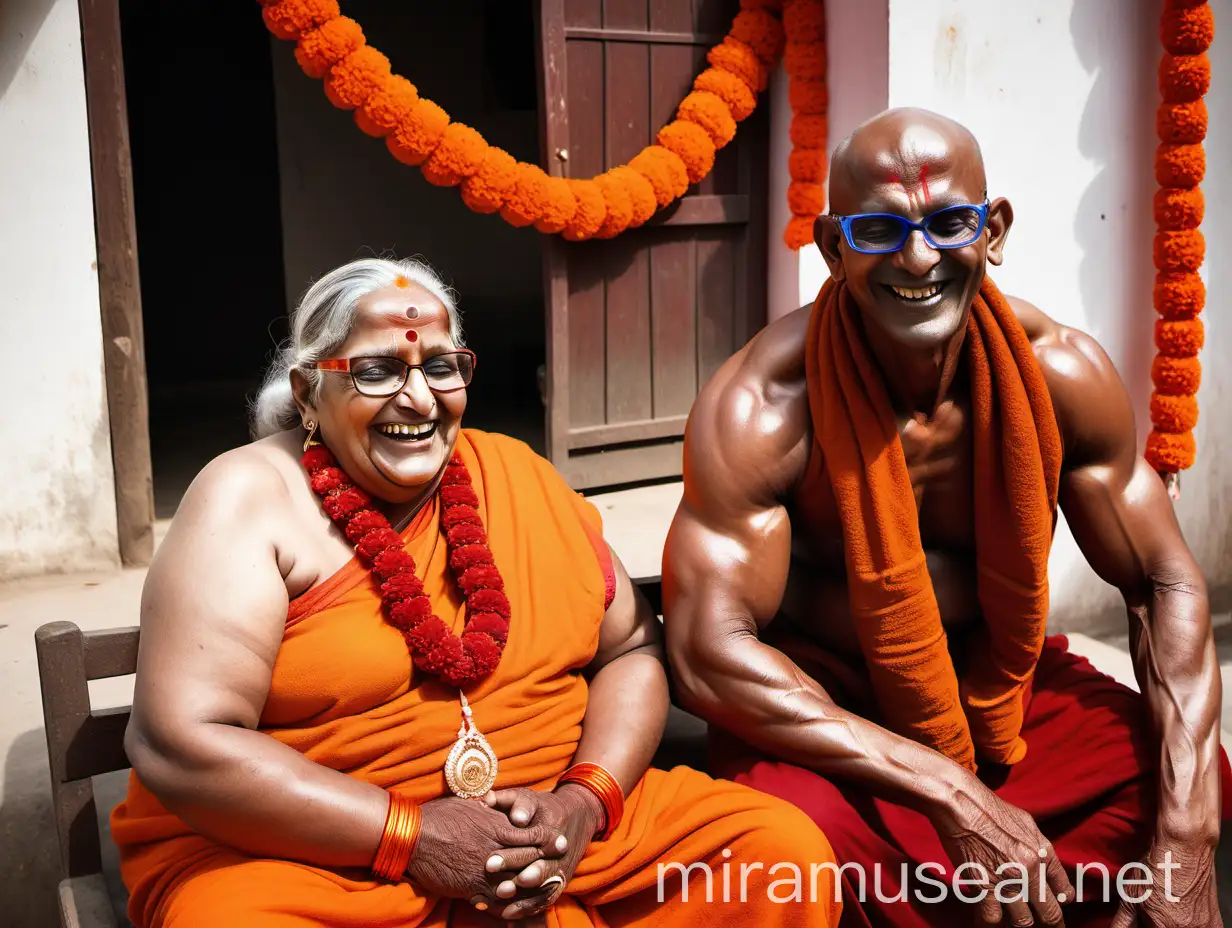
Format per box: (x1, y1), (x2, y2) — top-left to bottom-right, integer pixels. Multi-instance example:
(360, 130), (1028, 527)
(259, 0), (828, 249)
(1147, 0), (1213, 482)
(302, 445), (511, 688)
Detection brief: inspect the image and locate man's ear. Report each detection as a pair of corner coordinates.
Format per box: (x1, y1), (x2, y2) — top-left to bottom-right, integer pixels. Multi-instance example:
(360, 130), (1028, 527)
(815, 215), (846, 281)
(985, 197), (1013, 267)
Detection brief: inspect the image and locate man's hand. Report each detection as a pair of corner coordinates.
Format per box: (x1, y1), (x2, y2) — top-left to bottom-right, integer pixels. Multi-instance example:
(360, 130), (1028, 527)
(405, 796), (566, 906)
(1109, 841), (1221, 928)
(929, 774), (1074, 926)
(480, 785), (603, 920)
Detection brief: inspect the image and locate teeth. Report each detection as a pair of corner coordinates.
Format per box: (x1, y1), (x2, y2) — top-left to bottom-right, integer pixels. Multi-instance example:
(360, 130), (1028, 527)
(379, 423), (434, 438)
(892, 283), (942, 300)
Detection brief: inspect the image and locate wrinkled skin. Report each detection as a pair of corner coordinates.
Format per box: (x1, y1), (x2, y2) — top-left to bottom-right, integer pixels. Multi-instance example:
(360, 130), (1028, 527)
(463, 786), (604, 920)
(406, 796), (568, 905)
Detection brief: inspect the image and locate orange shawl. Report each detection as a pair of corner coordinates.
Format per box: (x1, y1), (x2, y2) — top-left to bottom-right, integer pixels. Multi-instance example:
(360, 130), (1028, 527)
(804, 278), (1062, 771)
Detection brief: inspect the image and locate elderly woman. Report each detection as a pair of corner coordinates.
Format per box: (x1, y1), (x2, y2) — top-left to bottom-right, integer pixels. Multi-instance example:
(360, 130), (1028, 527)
(111, 257), (839, 928)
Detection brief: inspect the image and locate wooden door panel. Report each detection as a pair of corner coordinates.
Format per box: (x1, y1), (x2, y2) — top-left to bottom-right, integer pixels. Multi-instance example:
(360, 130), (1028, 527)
(650, 0), (693, 32)
(605, 43), (651, 162)
(538, 0), (766, 489)
(566, 41), (605, 176)
(604, 0), (649, 31)
(650, 234), (699, 418)
(693, 0), (734, 33)
(604, 238), (654, 423)
(567, 243), (607, 428)
(566, 0), (602, 29)
(696, 231), (738, 385)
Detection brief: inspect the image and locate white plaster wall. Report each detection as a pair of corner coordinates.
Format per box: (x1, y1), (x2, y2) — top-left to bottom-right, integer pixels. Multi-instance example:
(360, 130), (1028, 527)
(882, 0), (1232, 631)
(767, 0), (1228, 629)
(0, 0), (119, 580)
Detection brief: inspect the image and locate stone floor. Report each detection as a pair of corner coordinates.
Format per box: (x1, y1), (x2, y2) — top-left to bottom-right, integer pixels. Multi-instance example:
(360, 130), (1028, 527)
(2, 483), (1230, 926)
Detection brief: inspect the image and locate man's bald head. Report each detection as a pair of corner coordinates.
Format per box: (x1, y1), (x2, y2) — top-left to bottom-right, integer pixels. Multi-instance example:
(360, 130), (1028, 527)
(814, 107), (1013, 350)
(829, 108), (986, 216)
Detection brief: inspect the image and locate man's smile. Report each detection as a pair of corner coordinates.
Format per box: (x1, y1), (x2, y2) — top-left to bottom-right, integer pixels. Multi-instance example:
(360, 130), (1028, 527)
(879, 280), (954, 307)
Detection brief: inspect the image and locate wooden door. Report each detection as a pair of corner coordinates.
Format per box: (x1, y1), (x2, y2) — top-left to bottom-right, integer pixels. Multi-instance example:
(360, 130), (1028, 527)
(537, 0), (769, 489)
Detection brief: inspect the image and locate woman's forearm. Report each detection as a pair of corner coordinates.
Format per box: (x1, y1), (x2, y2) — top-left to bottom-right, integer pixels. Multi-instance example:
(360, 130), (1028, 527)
(565, 647), (669, 794)
(127, 719), (389, 868)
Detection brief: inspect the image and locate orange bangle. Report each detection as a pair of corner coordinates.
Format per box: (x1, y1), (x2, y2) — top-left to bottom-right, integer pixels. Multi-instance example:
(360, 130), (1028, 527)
(372, 792), (421, 882)
(558, 762), (624, 840)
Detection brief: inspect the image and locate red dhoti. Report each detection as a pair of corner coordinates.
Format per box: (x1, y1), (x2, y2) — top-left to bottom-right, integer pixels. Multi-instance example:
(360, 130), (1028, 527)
(711, 636), (1231, 928)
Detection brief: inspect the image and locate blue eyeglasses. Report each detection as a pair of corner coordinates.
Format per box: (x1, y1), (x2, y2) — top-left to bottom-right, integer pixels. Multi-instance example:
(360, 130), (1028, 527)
(832, 201), (990, 254)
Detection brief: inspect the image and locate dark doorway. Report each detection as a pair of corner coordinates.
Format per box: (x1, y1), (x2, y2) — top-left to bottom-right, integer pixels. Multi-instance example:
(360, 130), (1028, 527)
(268, 0), (547, 455)
(119, 0), (546, 517)
(120, 0), (287, 517)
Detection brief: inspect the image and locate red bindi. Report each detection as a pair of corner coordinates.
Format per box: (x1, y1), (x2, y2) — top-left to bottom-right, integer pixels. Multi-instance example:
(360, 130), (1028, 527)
(405, 330), (418, 342)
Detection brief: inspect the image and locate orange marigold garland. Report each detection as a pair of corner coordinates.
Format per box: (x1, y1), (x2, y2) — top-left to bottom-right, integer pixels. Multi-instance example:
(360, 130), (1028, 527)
(260, 0), (826, 248)
(782, 0), (827, 249)
(1147, 0), (1213, 485)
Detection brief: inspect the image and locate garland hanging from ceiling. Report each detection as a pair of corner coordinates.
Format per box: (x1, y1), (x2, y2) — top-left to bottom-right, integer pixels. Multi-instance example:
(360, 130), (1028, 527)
(258, 0), (828, 249)
(1146, 0), (1213, 484)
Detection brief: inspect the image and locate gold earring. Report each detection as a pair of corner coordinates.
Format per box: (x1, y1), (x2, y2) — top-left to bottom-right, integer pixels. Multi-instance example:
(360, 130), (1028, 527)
(302, 420), (320, 452)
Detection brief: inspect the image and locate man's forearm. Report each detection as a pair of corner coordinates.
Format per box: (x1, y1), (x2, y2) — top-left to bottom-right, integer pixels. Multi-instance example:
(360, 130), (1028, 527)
(1132, 581), (1222, 847)
(674, 628), (971, 815)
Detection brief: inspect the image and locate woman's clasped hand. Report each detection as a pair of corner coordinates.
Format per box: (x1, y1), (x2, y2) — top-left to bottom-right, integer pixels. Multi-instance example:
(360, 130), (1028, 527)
(406, 785), (603, 921)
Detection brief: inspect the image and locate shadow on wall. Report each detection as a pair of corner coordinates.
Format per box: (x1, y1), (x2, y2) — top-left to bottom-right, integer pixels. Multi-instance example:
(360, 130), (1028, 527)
(1049, 0), (1162, 636)
(0, 0), (54, 98)
(1069, 0), (1159, 432)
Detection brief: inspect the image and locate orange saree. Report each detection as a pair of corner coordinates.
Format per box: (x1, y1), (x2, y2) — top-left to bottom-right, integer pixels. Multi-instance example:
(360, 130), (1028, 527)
(111, 430), (838, 928)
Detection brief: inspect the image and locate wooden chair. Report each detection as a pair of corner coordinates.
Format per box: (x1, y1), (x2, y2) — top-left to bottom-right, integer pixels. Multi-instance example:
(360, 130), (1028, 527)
(33, 577), (667, 928)
(35, 621), (136, 928)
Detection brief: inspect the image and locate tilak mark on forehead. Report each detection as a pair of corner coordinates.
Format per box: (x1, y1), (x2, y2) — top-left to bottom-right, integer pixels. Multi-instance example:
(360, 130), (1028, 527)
(886, 165), (931, 204)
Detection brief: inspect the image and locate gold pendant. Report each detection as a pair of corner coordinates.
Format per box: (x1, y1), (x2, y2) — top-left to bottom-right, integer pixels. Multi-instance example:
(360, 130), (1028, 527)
(444, 693), (498, 799)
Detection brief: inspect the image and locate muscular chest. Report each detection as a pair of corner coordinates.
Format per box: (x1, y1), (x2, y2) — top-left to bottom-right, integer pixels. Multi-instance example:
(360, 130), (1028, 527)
(794, 399), (976, 561)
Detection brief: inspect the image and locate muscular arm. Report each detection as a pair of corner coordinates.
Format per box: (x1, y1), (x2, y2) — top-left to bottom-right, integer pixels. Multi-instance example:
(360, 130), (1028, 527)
(1034, 314), (1220, 849)
(662, 327), (970, 813)
(125, 453), (390, 868)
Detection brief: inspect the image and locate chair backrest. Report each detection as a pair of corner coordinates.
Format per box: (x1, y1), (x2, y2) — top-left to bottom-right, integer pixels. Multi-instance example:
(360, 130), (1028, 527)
(35, 622), (139, 880)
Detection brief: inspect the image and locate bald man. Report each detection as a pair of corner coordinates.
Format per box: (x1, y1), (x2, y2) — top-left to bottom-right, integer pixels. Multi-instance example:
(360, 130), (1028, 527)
(663, 108), (1226, 928)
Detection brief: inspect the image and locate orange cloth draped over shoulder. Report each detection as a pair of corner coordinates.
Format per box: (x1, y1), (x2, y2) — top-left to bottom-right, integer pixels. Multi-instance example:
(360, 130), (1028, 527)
(111, 429), (838, 928)
(805, 277), (1062, 772)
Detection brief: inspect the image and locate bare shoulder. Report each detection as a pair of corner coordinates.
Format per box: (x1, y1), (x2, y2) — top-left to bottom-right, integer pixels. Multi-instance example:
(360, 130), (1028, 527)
(157, 433), (307, 556)
(1006, 295), (1136, 469)
(685, 304), (812, 504)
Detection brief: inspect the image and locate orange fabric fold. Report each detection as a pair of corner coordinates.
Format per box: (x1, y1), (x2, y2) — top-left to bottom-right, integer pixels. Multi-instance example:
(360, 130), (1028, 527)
(111, 429), (838, 928)
(804, 278), (1062, 771)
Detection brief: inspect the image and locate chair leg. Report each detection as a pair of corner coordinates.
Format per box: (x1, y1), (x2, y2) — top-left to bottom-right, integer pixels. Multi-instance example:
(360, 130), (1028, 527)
(58, 874), (121, 928)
